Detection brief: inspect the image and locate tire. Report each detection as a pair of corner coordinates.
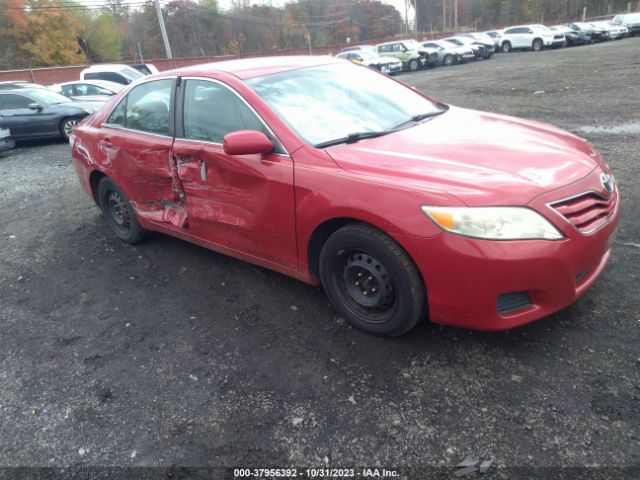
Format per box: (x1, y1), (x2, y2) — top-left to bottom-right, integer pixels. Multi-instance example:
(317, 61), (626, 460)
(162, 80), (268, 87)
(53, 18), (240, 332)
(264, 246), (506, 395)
(60, 117), (81, 141)
(501, 41), (512, 53)
(319, 223), (425, 337)
(532, 38), (543, 51)
(97, 177), (146, 244)
(408, 59), (419, 72)
(443, 54), (454, 66)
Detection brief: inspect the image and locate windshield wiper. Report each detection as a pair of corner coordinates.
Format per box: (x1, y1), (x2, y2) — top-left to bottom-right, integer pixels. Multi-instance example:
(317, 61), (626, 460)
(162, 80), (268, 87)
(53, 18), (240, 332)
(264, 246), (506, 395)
(314, 130), (391, 149)
(391, 109), (447, 131)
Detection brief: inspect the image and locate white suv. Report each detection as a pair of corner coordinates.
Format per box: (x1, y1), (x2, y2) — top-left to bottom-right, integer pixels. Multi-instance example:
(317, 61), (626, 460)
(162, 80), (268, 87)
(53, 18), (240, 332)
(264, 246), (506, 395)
(500, 25), (554, 52)
(80, 64), (146, 85)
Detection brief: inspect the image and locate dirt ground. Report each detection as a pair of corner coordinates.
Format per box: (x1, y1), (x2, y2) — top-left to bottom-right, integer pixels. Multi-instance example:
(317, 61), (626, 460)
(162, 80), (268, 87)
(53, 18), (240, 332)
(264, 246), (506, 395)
(0, 37), (639, 479)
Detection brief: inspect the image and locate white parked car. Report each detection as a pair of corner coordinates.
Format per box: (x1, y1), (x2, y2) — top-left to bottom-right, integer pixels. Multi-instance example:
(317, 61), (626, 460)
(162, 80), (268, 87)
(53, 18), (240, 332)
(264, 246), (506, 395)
(591, 20), (629, 39)
(612, 13), (640, 36)
(80, 64), (146, 85)
(336, 50), (402, 75)
(484, 30), (504, 50)
(499, 25), (555, 52)
(49, 80), (124, 102)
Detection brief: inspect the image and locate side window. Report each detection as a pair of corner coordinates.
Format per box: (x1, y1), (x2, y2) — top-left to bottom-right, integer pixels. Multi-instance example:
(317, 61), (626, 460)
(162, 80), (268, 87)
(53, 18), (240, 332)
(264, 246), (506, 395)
(505, 28), (517, 34)
(104, 79), (172, 132)
(107, 98), (126, 126)
(125, 79), (172, 135)
(182, 80), (264, 145)
(0, 94), (32, 109)
(61, 85), (74, 97)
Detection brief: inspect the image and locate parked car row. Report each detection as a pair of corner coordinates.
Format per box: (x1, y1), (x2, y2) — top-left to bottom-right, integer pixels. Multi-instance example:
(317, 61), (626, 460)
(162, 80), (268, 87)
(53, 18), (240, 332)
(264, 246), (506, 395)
(0, 63), (159, 148)
(336, 12), (637, 75)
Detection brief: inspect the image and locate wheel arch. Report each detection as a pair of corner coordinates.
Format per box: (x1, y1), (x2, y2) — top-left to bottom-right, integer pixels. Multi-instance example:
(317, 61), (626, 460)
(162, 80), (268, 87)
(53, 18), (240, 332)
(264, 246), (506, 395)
(89, 170), (107, 205)
(306, 217), (426, 292)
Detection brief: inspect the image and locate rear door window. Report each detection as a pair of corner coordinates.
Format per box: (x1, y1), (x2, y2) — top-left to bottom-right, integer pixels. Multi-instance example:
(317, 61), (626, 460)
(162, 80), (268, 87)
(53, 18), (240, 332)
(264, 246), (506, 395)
(0, 94), (32, 109)
(104, 79), (173, 135)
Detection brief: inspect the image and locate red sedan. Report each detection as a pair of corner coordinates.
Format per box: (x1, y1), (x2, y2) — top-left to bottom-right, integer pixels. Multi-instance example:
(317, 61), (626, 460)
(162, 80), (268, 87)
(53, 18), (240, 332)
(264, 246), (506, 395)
(71, 56), (620, 336)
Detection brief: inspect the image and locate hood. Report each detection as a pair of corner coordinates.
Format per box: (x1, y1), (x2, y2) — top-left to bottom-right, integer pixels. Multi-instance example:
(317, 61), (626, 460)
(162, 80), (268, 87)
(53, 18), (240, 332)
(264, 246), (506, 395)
(324, 106), (601, 206)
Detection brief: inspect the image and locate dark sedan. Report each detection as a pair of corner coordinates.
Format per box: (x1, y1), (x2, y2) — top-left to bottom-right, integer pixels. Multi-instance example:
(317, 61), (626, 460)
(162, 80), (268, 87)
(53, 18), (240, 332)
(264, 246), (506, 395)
(0, 89), (102, 141)
(0, 126), (15, 152)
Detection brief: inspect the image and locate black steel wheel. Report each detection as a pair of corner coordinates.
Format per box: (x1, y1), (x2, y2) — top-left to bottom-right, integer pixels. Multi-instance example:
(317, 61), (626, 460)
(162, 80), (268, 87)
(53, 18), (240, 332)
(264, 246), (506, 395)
(97, 177), (146, 244)
(319, 224), (425, 336)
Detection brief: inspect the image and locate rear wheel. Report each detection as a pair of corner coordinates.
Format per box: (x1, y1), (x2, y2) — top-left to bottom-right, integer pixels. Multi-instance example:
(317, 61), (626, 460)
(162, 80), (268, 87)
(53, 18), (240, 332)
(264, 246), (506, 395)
(502, 41), (512, 53)
(532, 38), (543, 51)
(443, 54), (454, 66)
(319, 224), (425, 337)
(60, 117), (81, 141)
(408, 59), (419, 72)
(97, 177), (146, 244)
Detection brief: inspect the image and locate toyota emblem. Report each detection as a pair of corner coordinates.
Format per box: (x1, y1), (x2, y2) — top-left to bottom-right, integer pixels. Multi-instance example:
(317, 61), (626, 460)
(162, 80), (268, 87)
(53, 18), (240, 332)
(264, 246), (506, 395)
(600, 172), (614, 194)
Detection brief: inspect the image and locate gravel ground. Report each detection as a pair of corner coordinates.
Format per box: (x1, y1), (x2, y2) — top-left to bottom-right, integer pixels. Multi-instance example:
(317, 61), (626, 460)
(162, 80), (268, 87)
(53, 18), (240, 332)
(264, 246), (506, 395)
(0, 38), (639, 479)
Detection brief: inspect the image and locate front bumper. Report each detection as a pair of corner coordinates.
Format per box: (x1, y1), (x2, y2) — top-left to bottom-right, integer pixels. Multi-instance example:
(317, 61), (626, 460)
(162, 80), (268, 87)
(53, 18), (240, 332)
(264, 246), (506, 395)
(395, 171), (620, 331)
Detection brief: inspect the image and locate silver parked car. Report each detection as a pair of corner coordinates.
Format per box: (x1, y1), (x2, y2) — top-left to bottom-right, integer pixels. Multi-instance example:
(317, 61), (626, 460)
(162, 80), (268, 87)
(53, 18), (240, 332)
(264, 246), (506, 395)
(421, 40), (472, 65)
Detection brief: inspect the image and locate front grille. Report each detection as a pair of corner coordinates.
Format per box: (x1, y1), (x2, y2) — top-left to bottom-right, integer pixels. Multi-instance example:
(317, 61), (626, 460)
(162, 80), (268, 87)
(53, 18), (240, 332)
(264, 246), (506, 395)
(550, 190), (617, 234)
(554, 34), (564, 39)
(497, 292), (533, 315)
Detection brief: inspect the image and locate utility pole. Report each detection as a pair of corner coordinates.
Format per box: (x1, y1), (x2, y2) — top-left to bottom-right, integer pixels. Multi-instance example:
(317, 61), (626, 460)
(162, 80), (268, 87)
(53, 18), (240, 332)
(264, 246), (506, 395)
(454, 0), (458, 31)
(582, 6), (587, 20)
(443, 0), (446, 32)
(154, 0), (173, 59)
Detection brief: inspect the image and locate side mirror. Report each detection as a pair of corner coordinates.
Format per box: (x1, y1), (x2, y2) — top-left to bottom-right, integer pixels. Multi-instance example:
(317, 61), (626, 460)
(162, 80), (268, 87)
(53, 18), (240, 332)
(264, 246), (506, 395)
(223, 130), (274, 156)
(28, 103), (42, 111)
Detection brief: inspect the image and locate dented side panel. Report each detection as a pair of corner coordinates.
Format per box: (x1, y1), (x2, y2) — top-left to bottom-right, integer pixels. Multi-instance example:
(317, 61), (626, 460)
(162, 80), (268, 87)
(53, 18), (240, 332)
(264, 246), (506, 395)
(172, 139), (297, 269)
(97, 128), (187, 228)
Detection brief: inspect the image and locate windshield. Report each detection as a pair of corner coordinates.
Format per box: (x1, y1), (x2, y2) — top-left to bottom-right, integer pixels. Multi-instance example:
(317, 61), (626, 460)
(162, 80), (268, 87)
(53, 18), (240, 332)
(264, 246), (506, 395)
(24, 89), (72, 105)
(246, 63), (443, 147)
(121, 66), (145, 80)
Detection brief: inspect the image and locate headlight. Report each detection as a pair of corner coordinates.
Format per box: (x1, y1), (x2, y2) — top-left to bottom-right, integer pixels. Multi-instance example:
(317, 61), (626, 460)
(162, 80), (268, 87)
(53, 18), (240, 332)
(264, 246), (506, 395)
(421, 206), (563, 240)
(82, 107), (97, 115)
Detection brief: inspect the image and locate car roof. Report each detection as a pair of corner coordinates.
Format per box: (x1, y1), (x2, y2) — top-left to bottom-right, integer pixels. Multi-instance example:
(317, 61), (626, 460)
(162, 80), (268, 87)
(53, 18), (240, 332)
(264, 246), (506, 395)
(169, 56), (340, 80)
(82, 64), (134, 72)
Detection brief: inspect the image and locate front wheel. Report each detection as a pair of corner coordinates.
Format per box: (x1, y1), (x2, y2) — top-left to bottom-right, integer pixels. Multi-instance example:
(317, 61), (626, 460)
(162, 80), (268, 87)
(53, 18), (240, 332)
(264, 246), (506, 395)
(443, 54), (454, 66)
(501, 41), (512, 53)
(97, 177), (146, 244)
(408, 59), (419, 72)
(60, 117), (81, 141)
(532, 39), (543, 51)
(319, 224), (425, 337)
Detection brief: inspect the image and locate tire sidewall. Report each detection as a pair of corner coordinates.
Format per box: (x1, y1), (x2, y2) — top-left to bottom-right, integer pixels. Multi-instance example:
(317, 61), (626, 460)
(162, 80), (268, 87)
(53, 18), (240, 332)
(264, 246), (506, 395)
(319, 227), (425, 336)
(444, 54), (453, 66)
(502, 42), (511, 53)
(533, 39), (543, 51)
(408, 59), (419, 71)
(97, 177), (144, 243)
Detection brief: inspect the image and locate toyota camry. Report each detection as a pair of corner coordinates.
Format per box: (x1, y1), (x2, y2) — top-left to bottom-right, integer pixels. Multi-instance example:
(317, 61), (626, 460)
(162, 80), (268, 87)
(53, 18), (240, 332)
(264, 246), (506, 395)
(70, 56), (620, 336)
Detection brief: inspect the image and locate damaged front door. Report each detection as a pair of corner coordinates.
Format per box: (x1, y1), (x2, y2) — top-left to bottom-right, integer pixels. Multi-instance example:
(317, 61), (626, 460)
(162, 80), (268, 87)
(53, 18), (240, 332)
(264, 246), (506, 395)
(99, 77), (187, 228)
(172, 78), (297, 269)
